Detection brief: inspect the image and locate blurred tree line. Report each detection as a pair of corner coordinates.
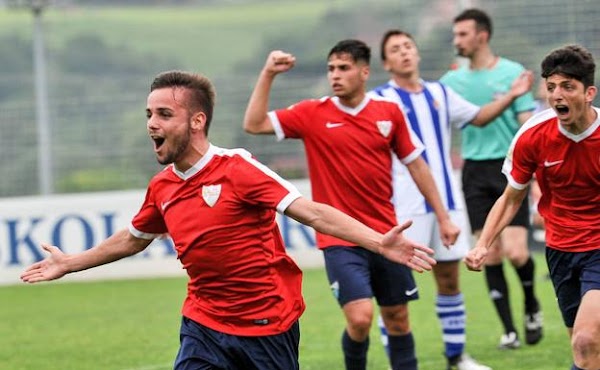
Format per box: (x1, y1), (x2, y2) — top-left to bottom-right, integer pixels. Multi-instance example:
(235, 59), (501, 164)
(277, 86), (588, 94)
(1, 0), (598, 196)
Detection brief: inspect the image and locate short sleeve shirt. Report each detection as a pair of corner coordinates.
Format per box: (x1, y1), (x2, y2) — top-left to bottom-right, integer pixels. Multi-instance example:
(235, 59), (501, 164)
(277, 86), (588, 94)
(503, 108), (600, 252)
(441, 58), (536, 160)
(371, 80), (479, 216)
(268, 96), (424, 248)
(129, 144), (305, 336)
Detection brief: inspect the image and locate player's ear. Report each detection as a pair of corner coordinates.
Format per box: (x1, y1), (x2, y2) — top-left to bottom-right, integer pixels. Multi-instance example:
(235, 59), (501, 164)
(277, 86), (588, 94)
(585, 85), (597, 104)
(191, 111), (207, 131)
(361, 64), (370, 81)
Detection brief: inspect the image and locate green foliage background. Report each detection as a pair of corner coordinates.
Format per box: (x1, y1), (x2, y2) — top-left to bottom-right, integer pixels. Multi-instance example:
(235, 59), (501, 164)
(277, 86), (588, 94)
(0, 0), (598, 196)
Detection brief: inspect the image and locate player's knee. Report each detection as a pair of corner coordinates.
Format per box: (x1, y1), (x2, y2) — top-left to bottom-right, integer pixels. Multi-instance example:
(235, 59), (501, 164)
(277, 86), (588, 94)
(381, 306), (410, 334)
(571, 329), (600, 368)
(347, 313), (373, 333)
(505, 247), (528, 266)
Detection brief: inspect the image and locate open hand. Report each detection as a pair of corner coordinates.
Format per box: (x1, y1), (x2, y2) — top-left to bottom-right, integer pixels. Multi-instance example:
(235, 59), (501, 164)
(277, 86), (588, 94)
(20, 243), (69, 283)
(380, 220), (436, 272)
(510, 70), (534, 98)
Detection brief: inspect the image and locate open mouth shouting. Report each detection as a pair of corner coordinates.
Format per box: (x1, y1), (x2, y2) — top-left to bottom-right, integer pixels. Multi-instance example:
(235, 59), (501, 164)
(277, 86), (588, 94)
(554, 104), (570, 120)
(151, 135), (166, 152)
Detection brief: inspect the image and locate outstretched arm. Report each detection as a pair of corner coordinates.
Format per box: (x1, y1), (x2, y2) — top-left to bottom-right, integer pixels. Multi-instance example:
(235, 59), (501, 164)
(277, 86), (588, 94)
(471, 70), (534, 127)
(243, 50), (296, 135)
(464, 185), (528, 271)
(20, 228), (152, 283)
(406, 156), (460, 247)
(285, 197), (436, 272)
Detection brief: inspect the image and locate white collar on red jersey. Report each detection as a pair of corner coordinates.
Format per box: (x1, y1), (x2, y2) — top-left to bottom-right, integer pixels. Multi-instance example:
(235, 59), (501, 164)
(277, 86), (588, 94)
(171, 143), (218, 180)
(331, 95), (371, 116)
(557, 106), (600, 143)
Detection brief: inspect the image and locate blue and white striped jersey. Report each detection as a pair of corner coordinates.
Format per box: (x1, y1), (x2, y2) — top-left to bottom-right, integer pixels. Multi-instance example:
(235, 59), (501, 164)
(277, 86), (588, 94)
(370, 79), (479, 216)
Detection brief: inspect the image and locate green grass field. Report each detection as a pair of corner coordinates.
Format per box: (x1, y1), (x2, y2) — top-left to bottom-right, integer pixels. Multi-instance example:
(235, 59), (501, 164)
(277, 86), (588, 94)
(1, 252), (571, 370)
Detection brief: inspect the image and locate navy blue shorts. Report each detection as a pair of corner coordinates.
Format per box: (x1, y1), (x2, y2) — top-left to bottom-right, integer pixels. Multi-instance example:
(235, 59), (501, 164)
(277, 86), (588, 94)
(546, 247), (600, 328)
(174, 316), (300, 370)
(323, 246), (418, 307)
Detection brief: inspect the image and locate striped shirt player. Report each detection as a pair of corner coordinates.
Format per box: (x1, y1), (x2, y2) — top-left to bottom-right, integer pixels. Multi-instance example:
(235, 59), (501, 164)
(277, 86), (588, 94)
(370, 79), (479, 366)
(130, 144), (306, 337)
(371, 80), (476, 258)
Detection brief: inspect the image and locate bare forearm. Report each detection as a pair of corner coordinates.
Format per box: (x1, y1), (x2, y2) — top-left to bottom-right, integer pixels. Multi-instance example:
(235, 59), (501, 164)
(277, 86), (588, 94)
(286, 199), (382, 253)
(409, 161), (450, 223)
(477, 194), (523, 249)
(243, 70), (276, 134)
(472, 92), (517, 126)
(65, 229), (150, 273)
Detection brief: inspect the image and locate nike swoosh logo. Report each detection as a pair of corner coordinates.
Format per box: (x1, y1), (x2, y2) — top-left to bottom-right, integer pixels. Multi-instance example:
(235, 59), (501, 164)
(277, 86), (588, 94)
(405, 287), (418, 296)
(544, 160), (564, 167)
(325, 122), (344, 128)
(161, 200), (173, 211)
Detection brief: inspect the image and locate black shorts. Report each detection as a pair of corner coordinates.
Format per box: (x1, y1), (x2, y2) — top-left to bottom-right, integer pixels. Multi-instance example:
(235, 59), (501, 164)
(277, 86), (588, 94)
(546, 247), (600, 328)
(462, 159), (530, 231)
(174, 317), (300, 370)
(323, 246), (418, 307)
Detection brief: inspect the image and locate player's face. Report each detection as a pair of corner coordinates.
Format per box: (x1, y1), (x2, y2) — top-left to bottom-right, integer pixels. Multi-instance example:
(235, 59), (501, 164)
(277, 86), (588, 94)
(146, 87), (193, 166)
(327, 53), (369, 100)
(546, 74), (597, 130)
(452, 20), (483, 58)
(383, 34), (420, 77)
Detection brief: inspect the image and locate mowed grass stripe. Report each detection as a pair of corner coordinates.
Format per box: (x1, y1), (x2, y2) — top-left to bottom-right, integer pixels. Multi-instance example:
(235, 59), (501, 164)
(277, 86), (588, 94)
(1, 252), (570, 369)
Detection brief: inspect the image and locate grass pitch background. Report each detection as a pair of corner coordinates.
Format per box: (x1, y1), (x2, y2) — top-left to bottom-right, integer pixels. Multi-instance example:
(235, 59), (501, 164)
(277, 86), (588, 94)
(1, 253), (571, 370)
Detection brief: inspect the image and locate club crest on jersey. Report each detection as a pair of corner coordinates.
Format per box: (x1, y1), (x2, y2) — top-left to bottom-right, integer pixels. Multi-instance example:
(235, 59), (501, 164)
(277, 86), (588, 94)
(202, 184), (221, 207)
(376, 120), (392, 137)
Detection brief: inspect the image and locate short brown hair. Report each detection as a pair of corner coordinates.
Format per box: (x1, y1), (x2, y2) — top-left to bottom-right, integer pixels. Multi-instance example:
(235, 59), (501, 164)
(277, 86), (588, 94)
(150, 71), (216, 134)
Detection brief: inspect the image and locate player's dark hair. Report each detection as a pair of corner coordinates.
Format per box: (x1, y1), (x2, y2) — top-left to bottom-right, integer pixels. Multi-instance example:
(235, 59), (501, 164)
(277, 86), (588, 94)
(379, 29), (415, 61)
(328, 39), (371, 65)
(541, 44), (596, 88)
(454, 8), (493, 39)
(150, 71), (216, 134)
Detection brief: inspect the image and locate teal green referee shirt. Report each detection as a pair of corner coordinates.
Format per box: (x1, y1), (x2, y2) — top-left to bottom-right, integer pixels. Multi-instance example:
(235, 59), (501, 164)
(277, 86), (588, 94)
(441, 57), (535, 160)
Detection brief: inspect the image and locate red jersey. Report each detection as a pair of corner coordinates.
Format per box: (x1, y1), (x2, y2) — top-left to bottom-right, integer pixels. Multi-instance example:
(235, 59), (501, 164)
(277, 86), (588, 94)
(129, 144), (305, 336)
(269, 95), (423, 248)
(503, 107), (600, 252)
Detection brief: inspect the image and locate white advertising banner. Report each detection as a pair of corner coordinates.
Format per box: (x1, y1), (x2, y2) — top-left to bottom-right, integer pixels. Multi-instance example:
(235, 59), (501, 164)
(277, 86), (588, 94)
(0, 179), (322, 285)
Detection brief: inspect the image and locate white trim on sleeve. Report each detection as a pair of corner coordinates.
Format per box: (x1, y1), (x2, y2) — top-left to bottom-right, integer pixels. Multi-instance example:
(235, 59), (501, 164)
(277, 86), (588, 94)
(267, 111), (286, 141)
(277, 192), (303, 214)
(128, 224), (161, 240)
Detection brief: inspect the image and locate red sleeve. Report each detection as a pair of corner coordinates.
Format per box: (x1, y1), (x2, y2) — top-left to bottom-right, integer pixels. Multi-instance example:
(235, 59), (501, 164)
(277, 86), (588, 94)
(131, 186), (168, 235)
(229, 154), (301, 212)
(503, 133), (538, 188)
(272, 100), (316, 139)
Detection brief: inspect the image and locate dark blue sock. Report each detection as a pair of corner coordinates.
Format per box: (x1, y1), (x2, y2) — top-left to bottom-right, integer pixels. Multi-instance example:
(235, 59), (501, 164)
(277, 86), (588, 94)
(342, 330), (369, 370)
(388, 332), (417, 370)
(570, 364), (583, 370)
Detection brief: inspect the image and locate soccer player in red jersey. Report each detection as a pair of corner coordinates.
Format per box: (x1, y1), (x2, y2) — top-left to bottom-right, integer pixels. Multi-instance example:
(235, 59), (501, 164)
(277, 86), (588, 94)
(20, 71), (437, 370)
(244, 40), (459, 370)
(465, 44), (600, 370)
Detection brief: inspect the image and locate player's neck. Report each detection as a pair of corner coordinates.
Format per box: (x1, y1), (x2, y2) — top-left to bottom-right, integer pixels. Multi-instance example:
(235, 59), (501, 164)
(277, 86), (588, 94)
(392, 73), (422, 93)
(569, 106), (598, 134)
(174, 139), (210, 172)
(338, 91), (366, 108)
(469, 48), (497, 70)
